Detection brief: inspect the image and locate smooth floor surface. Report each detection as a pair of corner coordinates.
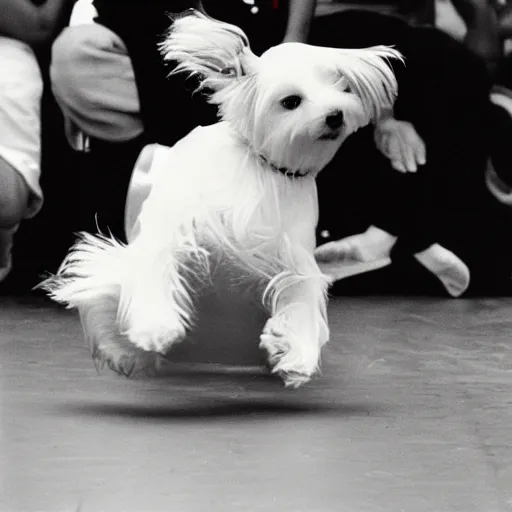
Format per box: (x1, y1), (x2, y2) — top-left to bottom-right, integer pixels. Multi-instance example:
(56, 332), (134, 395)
(1, 295), (512, 512)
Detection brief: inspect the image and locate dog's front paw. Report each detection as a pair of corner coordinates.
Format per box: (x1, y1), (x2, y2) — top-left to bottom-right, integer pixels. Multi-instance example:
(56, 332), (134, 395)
(125, 319), (186, 354)
(259, 316), (319, 388)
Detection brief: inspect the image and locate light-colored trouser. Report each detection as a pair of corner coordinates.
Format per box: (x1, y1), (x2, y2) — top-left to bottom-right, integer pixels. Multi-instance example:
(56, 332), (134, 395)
(0, 36), (44, 218)
(47, 2), (467, 150)
(50, 22), (144, 149)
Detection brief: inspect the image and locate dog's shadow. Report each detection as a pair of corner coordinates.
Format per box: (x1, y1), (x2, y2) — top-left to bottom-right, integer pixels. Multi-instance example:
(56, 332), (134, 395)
(78, 268), (271, 378)
(59, 398), (377, 422)
(69, 265), (384, 422)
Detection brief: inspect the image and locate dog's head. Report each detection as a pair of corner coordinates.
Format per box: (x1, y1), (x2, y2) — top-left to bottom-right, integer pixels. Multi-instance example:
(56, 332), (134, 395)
(161, 9), (403, 175)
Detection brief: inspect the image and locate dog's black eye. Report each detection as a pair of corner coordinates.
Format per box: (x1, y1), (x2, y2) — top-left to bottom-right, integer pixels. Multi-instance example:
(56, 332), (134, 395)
(344, 85), (352, 93)
(221, 66), (236, 76)
(281, 95), (302, 110)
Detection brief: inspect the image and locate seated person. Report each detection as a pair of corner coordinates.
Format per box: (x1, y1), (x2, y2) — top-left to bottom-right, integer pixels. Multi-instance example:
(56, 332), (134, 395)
(51, 0), (512, 296)
(50, 0), (316, 150)
(449, 0), (512, 204)
(0, 0), (71, 283)
(49, 0), (317, 239)
(310, 3), (512, 296)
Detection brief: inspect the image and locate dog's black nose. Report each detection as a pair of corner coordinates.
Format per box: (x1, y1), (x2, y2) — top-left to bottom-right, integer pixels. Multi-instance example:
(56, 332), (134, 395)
(325, 111), (344, 130)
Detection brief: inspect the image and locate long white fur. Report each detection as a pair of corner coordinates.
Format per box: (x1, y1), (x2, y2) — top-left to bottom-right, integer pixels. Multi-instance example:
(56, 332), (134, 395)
(43, 9), (402, 387)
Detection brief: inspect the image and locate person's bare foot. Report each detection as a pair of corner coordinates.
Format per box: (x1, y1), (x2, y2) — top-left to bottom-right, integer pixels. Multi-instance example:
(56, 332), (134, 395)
(414, 243), (470, 297)
(315, 226), (397, 281)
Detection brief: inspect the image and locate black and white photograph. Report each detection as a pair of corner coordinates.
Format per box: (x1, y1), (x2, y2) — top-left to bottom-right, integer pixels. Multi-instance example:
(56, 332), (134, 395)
(1, 1), (512, 510)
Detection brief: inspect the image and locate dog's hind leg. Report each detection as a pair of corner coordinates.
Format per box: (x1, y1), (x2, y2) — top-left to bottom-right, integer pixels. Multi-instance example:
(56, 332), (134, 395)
(117, 232), (199, 355)
(259, 249), (330, 388)
(79, 295), (165, 377)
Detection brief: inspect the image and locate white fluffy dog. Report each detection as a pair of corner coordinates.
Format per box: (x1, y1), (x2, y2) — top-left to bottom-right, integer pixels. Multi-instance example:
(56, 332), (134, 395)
(43, 10), (402, 387)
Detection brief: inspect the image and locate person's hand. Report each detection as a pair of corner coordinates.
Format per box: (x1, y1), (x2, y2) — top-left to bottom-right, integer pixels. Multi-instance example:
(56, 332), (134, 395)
(374, 117), (426, 173)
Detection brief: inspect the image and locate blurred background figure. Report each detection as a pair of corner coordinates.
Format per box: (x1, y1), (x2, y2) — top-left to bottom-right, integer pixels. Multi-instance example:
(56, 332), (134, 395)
(0, 0), (72, 284)
(3, 0), (511, 297)
(446, 0), (512, 203)
(310, 1), (512, 296)
(48, 0), (316, 241)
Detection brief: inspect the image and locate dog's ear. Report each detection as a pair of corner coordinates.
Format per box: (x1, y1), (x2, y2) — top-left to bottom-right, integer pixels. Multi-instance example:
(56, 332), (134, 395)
(160, 9), (260, 93)
(333, 46), (404, 121)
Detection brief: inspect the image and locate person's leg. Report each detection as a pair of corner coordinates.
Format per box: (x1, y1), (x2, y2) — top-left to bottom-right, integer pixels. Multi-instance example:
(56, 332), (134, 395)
(486, 54), (512, 201)
(0, 158), (29, 229)
(374, 174), (471, 299)
(77, 135), (148, 240)
(50, 24), (147, 242)
(0, 39), (44, 283)
(123, 34), (218, 148)
(450, 0), (503, 76)
(50, 23), (144, 145)
(383, 25), (493, 295)
(487, 84), (512, 193)
(316, 136), (472, 296)
(312, 10), (419, 262)
(125, 0), (288, 148)
(207, 0), (288, 54)
(310, 8), (407, 46)
(447, 0), (512, 196)
(315, 17), (483, 296)
(0, 158), (28, 279)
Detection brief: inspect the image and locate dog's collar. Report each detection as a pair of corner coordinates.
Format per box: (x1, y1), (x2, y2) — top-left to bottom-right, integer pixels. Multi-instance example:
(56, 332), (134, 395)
(237, 134), (309, 178)
(258, 154), (309, 179)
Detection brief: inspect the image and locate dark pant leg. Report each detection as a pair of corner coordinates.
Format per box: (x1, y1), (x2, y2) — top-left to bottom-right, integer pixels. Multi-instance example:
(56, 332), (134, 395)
(85, 4), (289, 239)
(313, 12), (435, 251)
(125, 35), (220, 147)
(207, 1), (288, 55)
(316, 124), (437, 253)
(123, 3), (288, 147)
(75, 135), (147, 242)
(392, 26), (492, 254)
(314, 12), (492, 255)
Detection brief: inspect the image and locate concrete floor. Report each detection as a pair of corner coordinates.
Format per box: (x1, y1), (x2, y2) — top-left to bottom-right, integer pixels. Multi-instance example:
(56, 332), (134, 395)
(1, 294), (512, 512)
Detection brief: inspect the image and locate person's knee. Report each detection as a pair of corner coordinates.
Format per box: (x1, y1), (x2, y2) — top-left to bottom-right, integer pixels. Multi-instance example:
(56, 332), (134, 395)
(50, 24), (143, 142)
(51, 24), (122, 91)
(0, 158), (30, 228)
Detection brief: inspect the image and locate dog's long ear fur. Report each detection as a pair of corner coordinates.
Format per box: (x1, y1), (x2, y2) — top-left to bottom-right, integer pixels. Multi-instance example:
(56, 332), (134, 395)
(333, 46), (404, 120)
(160, 9), (259, 94)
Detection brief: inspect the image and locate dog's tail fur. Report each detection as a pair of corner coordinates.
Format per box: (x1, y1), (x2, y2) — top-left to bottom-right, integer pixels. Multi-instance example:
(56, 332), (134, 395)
(40, 232), (127, 309)
(39, 233), (169, 377)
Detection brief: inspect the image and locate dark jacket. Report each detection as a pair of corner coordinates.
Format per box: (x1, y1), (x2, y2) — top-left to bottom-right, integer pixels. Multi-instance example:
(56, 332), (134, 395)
(92, 0), (288, 145)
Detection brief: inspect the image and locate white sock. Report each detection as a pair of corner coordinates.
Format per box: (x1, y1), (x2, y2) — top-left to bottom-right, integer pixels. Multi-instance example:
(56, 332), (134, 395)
(414, 243), (470, 297)
(358, 226), (398, 260)
(316, 225), (397, 262)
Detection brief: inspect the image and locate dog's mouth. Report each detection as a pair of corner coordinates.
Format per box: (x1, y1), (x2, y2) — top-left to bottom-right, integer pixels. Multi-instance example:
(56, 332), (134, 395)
(318, 131), (341, 141)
